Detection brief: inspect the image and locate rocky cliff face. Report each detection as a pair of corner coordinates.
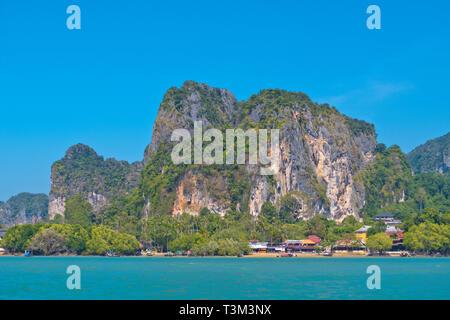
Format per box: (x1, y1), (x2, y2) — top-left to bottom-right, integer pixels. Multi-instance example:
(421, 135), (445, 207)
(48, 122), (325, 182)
(0, 193), (48, 225)
(407, 132), (450, 175)
(48, 144), (142, 219)
(142, 81), (377, 222)
(47, 81), (378, 222)
(144, 81), (239, 163)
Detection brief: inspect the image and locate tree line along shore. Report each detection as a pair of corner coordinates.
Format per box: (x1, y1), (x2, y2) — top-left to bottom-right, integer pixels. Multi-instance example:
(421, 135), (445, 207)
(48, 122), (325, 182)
(0, 205), (448, 257)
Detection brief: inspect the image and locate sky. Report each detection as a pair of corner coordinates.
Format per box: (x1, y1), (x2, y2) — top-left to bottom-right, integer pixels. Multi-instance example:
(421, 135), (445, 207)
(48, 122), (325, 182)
(0, 0), (449, 201)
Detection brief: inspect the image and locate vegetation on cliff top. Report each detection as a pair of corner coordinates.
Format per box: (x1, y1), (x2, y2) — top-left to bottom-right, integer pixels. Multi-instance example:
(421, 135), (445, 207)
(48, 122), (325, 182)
(2, 82), (448, 256)
(361, 143), (450, 221)
(0, 193), (48, 225)
(407, 132), (449, 174)
(50, 143), (141, 198)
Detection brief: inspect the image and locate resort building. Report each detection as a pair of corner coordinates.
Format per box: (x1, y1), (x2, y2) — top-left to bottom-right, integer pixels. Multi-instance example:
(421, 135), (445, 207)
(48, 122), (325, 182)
(266, 243), (285, 253)
(385, 226), (405, 251)
(375, 213), (395, 222)
(375, 213), (402, 227)
(307, 235), (321, 245)
(354, 225), (371, 243)
(285, 239), (317, 253)
(333, 240), (366, 254)
(249, 241), (268, 253)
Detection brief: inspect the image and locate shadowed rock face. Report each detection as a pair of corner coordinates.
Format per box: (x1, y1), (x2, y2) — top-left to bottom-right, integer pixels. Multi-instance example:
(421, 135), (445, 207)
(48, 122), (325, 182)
(142, 81), (377, 222)
(47, 81), (377, 222)
(407, 132), (450, 175)
(0, 193), (48, 225)
(48, 144), (142, 219)
(144, 81), (239, 163)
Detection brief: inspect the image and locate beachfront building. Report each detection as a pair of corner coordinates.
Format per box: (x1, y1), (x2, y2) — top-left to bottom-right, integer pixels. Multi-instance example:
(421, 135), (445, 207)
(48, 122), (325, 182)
(333, 240), (366, 254)
(386, 219), (402, 227)
(285, 239), (317, 253)
(249, 241), (268, 253)
(266, 243), (285, 253)
(354, 225), (371, 243)
(307, 235), (321, 245)
(375, 213), (394, 222)
(375, 213), (402, 227)
(385, 226), (405, 251)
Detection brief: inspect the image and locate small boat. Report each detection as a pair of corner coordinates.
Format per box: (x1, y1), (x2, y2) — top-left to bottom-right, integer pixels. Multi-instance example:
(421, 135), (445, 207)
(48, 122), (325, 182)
(24, 250), (32, 257)
(106, 250), (119, 257)
(400, 252), (410, 257)
(165, 251), (174, 256)
(322, 251), (333, 257)
(280, 253), (293, 257)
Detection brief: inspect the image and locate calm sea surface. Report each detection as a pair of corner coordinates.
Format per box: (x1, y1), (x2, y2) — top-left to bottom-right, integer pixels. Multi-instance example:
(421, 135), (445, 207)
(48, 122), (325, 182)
(0, 257), (448, 300)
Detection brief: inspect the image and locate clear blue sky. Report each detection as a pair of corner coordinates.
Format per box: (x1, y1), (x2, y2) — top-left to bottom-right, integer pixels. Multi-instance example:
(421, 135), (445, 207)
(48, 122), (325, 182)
(0, 0), (449, 201)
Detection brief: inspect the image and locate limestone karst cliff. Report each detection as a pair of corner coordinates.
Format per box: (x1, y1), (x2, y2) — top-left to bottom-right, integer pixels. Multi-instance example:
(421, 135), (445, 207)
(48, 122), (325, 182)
(48, 144), (142, 219)
(139, 81), (377, 222)
(5, 82), (449, 226)
(407, 132), (449, 175)
(0, 193), (48, 225)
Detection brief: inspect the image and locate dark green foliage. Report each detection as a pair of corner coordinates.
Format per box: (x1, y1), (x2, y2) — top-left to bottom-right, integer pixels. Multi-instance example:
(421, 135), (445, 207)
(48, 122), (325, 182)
(361, 143), (450, 220)
(0, 223), (139, 255)
(344, 116), (376, 136)
(367, 221), (386, 236)
(260, 202), (277, 223)
(64, 195), (93, 226)
(0, 193), (48, 225)
(139, 143), (186, 215)
(28, 229), (67, 255)
(366, 233), (393, 254)
(0, 224), (41, 253)
(407, 132), (449, 174)
(161, 81), (233, 126)
(403, 222), (450, 254)
(51, 143), (141, 198)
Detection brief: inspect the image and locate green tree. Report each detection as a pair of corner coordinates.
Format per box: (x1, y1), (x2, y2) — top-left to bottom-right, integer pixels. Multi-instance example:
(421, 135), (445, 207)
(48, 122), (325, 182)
(1, 224), (40, 253)
(169, 233), (205, 252)
(85, 225), (116, 255)
(366, 233), (393, 254)
(306, 214), (329, 238)
(64, 195), (93, 226)
(28, 229), (67, 255)
(260, 202), (277, 223)
(403, 222), (449, 254)
(50, 224), (89, 254)
(112, 233), (140, 255)
(367, 221), (386, 236)
(415, 187), (428, 212)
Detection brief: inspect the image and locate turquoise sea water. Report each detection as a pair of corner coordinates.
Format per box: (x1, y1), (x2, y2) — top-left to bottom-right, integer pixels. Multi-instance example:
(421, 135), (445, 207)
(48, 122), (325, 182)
(0, 257), (448, 300)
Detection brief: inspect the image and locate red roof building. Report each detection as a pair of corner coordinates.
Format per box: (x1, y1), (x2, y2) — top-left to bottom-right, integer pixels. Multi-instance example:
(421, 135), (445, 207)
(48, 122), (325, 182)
(308, 235), (321, 244)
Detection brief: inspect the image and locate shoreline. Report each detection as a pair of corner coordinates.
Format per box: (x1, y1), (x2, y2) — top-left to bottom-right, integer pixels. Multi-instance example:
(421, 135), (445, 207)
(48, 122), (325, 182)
(0, 253), (447, 258)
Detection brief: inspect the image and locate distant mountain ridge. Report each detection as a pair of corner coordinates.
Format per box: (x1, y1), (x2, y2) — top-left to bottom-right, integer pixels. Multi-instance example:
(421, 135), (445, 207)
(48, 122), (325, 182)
(2, 81), (448, 226)
(45, 81), (378, 222)
(0, 193), (48, 225)
(48, 144), (143, 220)
(407, 132), (450, 175)
(138, 81), (377, 222)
